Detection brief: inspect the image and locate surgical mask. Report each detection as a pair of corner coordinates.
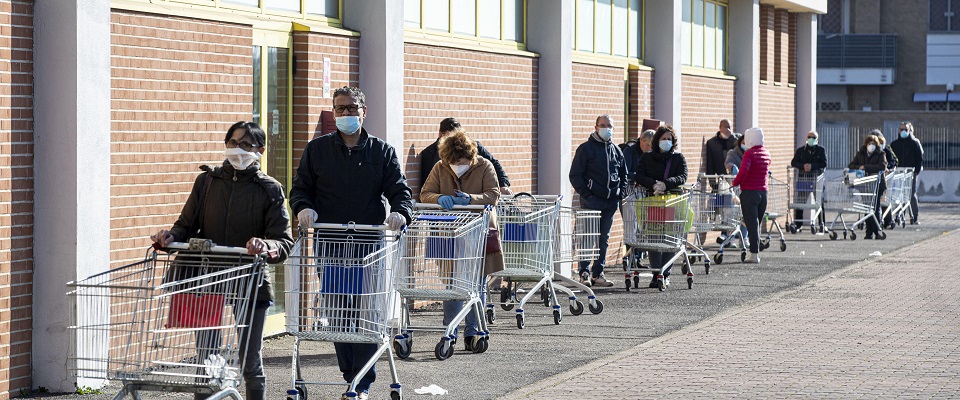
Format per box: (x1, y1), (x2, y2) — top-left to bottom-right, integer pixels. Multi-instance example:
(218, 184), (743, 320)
(224, 147), (261, 170)
(880, 143), (886, 150)
(453, 164), (469, 177)
(659, 140), (673, 153)
(807, 138), (817, 146)
(336, 116), (362, 135)
(900, 130), (909, 139)
(867, 144), (877, 153)
(598, 128), (613, 141)
(740, 144), (747, 151)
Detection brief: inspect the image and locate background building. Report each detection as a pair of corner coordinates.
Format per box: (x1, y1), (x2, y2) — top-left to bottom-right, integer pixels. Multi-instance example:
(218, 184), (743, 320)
(0, 0), (824, 396)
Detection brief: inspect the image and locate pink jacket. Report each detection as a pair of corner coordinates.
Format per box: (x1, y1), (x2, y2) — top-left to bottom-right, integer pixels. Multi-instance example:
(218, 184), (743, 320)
(732, 127), (771, 191)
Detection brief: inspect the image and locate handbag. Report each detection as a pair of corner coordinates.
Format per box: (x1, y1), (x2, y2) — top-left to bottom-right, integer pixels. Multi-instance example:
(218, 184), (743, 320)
(485, 228), (502, 254)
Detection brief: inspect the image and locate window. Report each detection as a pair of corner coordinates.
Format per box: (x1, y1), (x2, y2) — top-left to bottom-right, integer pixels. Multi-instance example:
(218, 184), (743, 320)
(680, 0), (727, 70)
(819, 0), (843, 34)
(930, 0), (960, 32)
(217, 0), (340, 19)
(574, 0), (643, 59)
(405, 0), (526, 44)
(927, 102), (960, 111)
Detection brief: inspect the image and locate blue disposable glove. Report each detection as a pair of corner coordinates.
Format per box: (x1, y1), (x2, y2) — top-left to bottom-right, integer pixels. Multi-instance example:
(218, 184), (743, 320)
(730, 165), (739, 176)
(452, 191), (471, 206)
(438, 195), (455, 210)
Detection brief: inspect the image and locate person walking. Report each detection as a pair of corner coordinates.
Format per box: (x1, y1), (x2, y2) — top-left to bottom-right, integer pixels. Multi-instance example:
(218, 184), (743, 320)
(704, 119), (740, 244)
(635, 125), (688, 287)
(419, 117), (512, 196)
(151, 121), (295, 400)
(870, 130), (898, 227)
(569, 115), (627, 288)
(290, 87), (414, 400)
(890, 121), (923, 224)
(848, 135), (887, 240)
(731, 127), (771, 264)
(789, 130), (827, 230)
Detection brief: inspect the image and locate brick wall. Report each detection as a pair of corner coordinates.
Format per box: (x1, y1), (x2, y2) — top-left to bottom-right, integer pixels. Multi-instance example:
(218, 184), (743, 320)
(758, 83), (796, 183)
(759, 4), (775, 82)
(110, 10), (253, 266)
(628, 68), (655, 140)
(0, 1), (32, 398)
(775, 8), (790, 84)
(679, 74), (737, 176)
(403, 44), (538, 197)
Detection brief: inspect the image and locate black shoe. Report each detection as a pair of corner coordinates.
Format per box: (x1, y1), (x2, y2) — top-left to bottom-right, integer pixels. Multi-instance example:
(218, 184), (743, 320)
(865, 232), (874, 240)
(648, 277), (659, 288)
(716, 235), (727, 245)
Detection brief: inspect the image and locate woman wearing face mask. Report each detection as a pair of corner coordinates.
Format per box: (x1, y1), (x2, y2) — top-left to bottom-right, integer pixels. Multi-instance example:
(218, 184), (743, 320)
(635, 125), (688, 288)
(731, 127), (771, 264)
(870, 130), (899, 228)
(420, 129), (504, 352)
(848, 135), (887, 239)
(151, 121), (294, 400)
(725, 135), (747, 176)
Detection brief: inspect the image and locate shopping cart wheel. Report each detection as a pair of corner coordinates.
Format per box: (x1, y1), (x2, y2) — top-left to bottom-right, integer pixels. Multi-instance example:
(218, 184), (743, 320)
(434, 340), (453, 361)
(569, 300), (584, 316)
(811, 225), (818, 235)
(624, 278), (631, 292)
(687, 276), (693, 289)
(760, 239), (770, 250)
(704, 262), (710, 275)
(633, 275), (641, 289)
(486, 308), (496, 324)
(681, 264), (690, 275)
(390, 390), (402, 400)
(779, 240), (787, 252)
(553, 309), (562, 325)
(740, 252), (747, 262)
(540, 286), (550, 307)
(877, 231), (887, 240)
(787, 224), (796, 234)
(292, 386), (307, 400)
(500, 289), (514, 311)
(829, 231), (838, 240)
(589, 299), (604, 314)
(713, 253), (723, 264)
(516, 314), (525, 329)
(658, 280), (665, 292)
(849, 231), (857, 241)
(393, 338), (412, 360)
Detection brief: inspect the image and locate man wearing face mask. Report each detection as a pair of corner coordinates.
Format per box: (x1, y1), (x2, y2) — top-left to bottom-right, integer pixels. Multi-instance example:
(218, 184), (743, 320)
(419, 117), (512, 197)
(151, 121), (294, 400)
(789, 131), (827, 230)
(890, 121), (924, 224)
(290, 86), (414, 400)
(569, 115), (627, 288)
(703, 119), (740, 244)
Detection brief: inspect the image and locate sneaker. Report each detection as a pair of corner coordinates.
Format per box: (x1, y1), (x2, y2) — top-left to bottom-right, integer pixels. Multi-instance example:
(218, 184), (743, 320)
(744, 253), (760, 264)
(591, 274), (614, 287)
(358, 393), (369, 400)
(579, 271), (592, 287)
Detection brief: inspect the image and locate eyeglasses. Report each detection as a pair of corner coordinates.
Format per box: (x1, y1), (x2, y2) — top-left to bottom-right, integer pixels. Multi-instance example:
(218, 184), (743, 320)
(333, 104), (362, 114)
(226, 139), (258, 152)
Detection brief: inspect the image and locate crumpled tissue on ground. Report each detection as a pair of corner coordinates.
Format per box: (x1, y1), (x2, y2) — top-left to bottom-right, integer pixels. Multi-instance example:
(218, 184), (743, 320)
(414, 384), (449, 395)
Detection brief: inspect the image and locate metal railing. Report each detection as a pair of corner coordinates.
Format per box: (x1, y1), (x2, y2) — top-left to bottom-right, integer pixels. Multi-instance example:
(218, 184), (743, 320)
(818, 34), (897, 69)
(816, 123), (960, 170)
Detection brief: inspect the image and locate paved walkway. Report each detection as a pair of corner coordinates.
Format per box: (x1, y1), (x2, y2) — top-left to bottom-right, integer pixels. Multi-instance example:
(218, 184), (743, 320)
(506, 229), (960, 399)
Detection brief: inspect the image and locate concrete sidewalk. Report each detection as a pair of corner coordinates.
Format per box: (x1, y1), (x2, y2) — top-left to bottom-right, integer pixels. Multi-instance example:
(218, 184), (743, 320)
(505, 229), (960, 399)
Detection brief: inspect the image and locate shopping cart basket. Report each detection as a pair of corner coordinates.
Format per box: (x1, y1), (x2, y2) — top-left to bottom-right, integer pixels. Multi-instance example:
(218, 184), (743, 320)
(823, 171), (886, 241)
(786, 167), (825, 234)
(68, 239), (267, 400)
(392, 204), (490, 361)
(882, 168), (913, 229)
(760, 173), (789, 252)
(551, 206), (604, 314)
(692, 174), (747, 265)
(285, 224), (402, 400)
(491, 193), (561, 329)
(622, 188), (695, 291)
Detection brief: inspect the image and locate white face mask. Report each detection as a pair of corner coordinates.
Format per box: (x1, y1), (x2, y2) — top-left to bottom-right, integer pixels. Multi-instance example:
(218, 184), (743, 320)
(598, 127), (613, 141)
(867, 144), (877, 153)
(225, 147), (261, 170)
(453, 164), (470, 177)
(336, 115), (362, 135)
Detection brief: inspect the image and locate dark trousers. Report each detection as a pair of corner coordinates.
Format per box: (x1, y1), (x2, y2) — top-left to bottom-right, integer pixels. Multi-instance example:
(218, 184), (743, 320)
(334, 342), (377, 393)
(740, 190), (767, 254)
(195, 301), (269, 400)
(579, 203), (618, 278)
(910, 172), (920, 222)
(866, 186), (882, 235)
(648, 251), (675, 278)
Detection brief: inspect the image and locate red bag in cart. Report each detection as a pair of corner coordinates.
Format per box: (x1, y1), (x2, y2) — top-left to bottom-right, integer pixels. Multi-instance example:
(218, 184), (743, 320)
(165, 293), (225, 328)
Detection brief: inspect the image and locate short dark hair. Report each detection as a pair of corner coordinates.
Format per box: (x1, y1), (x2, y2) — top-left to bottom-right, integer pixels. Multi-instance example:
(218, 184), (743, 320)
(332, 86), (366, 107)
(652, 125), (677, 153)
(225, 121), (266, 147)
(439, 117), (461, 133)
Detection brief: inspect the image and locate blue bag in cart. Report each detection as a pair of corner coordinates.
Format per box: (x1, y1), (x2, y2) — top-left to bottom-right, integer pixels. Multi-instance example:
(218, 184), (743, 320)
(320, 265), (366, 294)
(503, 222), (538, 242)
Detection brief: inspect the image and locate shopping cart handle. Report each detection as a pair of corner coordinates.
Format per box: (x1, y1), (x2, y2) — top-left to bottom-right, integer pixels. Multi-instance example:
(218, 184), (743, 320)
(156, 239), (250, 255)
(309, 222), (390, 231)
(414, 203), (491, 211)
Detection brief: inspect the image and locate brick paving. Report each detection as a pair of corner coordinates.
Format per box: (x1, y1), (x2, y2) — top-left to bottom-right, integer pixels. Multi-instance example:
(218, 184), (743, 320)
(505, 229), (960, 399)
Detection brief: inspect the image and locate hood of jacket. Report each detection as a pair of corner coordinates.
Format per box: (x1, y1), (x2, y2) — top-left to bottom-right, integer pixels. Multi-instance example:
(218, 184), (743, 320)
(744, 127), (765, 148)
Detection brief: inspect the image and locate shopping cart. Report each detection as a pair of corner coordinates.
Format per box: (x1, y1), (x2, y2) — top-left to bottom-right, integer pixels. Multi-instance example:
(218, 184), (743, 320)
(551, 206), (604, 314)
(760, 173), (789, 252)
(822, 171), (887, 241)
(785, 167), (825, 234)
(392, 204), (490, 361)
(491, 193), (561, 329)
(621, 187), (695, 291)
(882, 168), (913, 229)
(68, 239), (267, 400)
(285, 224), (402, 400)
(693, 174), (747, 265)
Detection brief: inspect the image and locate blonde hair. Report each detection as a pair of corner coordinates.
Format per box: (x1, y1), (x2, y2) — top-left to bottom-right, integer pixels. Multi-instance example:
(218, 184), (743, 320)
(438, 128), (478, 165)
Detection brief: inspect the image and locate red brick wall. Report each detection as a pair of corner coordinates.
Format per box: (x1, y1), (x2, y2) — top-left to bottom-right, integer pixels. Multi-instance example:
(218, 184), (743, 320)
(679, 74), (737, 176)
(0, 1), (32, 397)
(758, 84), (796, 184)
(759, 4), (775, 82)
(628, 68), (655, 140)
(403, 44), (538, 197)
(110, 10), (253, 266)
(788, 11), (797, 85)
(775, 8), (790, 84)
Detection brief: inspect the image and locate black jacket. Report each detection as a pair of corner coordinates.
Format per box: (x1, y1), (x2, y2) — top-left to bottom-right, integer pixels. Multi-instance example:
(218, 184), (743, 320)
(790, 144), (827, 175)
(169, 161), (295, 302)
(291, 129), (414, 226)
(890, 136), (923, 172)
(882, 146), (898, 170)
(848, 147), (887, 175)
(620, 140), (645, 184)
(704, 132), (740, 175)
(637, 150), (688, 194)
(570, 133), (627, 209)
(419, 139), (510, 191)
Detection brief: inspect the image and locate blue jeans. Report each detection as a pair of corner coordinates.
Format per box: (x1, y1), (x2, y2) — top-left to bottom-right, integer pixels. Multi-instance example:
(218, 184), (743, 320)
(740, 189), (768, 253)
(442, 281), (487, 338)
(333, 342), (377, 393)
(578, 202), (618, 278)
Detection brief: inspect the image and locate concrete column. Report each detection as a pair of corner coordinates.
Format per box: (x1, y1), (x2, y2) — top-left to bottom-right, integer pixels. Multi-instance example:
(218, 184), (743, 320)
(728, 0), (760, 131)
(644, 0), (682, 132)
(527, 0), (573, 204)
(33, 0), (112, 391)
(342, 0), (405, 154)
(795, 12), (818, 146)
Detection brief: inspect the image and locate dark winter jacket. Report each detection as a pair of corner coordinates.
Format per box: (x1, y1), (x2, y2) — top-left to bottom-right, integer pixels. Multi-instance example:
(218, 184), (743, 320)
(848, 146), (888, 175)
(882, 146), (898, 170)
(419, 139), (510, 192)
(290, 129), (414, 226)
(890, 136), (923, 172)
(704, 132), (740, 175)
(790, 144), (827, 176)
(169, 161), (295, 302)
(620, 140), (645, 184)
(636, 150), (688, 194)
(570, 133), (628, 209)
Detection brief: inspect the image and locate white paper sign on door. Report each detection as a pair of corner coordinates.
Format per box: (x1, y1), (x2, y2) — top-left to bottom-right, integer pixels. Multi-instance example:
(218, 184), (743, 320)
(323, 57), (332, 98)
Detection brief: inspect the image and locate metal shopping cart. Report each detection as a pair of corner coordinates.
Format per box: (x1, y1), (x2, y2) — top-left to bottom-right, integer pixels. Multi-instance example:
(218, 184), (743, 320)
(392, 204), (491, 361)
(786, 167), (826, 234)
(68, 239), (267, 400)
(882, 168), (914, 229)
(285, 224), (402, 400)
(760, 173), (789, 252)
(822, 171), (886, 241)
(694, 174), (747, 265)
(551, 206), (604, 314)
(622, 187), (695, 291)
(491, 193), (561, 329)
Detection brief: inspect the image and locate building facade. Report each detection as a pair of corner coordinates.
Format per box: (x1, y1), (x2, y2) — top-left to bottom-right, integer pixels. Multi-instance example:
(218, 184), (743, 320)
(0, 0), (824, 396)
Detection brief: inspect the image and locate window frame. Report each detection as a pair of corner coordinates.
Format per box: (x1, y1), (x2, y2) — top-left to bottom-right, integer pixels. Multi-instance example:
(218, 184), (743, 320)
(680, 0), (728, 72)
(929, 0), (959, 32)
(403, 0), (528, 50)
(133, 0), (344, 26)
(572, 0), (644, 62)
